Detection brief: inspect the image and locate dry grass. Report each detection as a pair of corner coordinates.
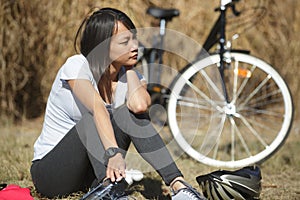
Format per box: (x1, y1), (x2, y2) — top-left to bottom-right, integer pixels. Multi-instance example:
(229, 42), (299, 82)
(0, 117), (299, 199)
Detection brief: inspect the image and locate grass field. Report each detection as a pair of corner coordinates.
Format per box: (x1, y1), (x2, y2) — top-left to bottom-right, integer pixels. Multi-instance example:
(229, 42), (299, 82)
(0, 117), (299, 200)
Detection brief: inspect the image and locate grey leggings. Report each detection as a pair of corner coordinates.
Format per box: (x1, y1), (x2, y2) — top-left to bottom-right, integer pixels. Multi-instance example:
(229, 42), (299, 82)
(30, 105), (182, 198)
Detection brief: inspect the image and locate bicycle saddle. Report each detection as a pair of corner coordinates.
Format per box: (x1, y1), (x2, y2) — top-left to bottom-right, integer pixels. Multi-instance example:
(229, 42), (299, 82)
(147, 7), (180, 20)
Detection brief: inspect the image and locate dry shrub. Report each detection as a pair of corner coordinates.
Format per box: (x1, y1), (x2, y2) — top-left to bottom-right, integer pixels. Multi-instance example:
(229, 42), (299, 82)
(0, 0), (299, 123)
(0, 0), (49, 122)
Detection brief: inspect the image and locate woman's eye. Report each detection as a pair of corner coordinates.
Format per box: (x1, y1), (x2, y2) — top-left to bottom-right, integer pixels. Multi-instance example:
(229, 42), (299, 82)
(120, 40), (129, 45)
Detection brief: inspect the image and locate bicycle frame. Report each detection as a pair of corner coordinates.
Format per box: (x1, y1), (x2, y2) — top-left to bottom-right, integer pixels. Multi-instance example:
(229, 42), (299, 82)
(142, 0), (242, 104)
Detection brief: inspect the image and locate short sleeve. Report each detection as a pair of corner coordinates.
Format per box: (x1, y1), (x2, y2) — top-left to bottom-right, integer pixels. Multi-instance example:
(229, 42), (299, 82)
(60, 54), (92, 81)
(135, 69), (146, 82)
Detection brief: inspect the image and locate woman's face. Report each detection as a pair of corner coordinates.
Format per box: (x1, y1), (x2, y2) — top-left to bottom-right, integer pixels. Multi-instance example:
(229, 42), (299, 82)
(109, 21), (138, 68)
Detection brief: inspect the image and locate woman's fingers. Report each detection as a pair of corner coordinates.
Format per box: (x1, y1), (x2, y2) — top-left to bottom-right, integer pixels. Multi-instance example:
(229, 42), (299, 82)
(107, 167), (124, 182)
(106, 154), (126, 182)
(119, 168), (126, 178)
(115, 169), (124, 182)
(106, 167), (116, 182)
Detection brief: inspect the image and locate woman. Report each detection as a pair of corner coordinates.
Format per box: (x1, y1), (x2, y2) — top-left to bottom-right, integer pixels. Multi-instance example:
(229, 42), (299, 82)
(30, 7), (205, 199)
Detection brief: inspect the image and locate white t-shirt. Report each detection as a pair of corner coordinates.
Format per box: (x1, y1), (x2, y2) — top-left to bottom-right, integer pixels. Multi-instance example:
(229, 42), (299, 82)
(33, 54), (144, 160)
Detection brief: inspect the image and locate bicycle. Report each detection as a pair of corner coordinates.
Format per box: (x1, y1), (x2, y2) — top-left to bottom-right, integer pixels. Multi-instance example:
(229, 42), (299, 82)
(136, 0), (294, 168)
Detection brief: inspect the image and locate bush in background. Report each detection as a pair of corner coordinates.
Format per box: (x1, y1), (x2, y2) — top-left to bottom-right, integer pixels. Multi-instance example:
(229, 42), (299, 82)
(0, 0), (299, 123)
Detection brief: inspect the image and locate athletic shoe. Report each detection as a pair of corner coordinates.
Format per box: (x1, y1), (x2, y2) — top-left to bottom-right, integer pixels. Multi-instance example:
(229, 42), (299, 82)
(171, 180), (207, 200)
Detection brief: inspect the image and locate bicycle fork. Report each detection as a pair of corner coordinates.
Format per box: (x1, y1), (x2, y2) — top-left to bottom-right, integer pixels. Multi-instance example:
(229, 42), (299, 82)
(218, 6), (231, 105)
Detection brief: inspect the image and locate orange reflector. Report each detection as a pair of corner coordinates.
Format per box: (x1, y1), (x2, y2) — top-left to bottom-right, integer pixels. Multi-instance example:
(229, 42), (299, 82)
(152, 86), (161, 93)
(235, 68), (251, 78)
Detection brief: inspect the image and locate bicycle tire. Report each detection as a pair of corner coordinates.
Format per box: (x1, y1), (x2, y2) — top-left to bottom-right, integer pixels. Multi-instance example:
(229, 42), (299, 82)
(167, 52), (293, 168)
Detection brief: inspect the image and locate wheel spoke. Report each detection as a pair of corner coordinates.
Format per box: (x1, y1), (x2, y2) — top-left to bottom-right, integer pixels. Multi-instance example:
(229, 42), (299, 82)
(232, 60), (239, 105)
(200, 113), (226, 158)
(175, 111), (212, 118)
(171, 96), (213, 110)
(239, 74), (272, 109)
(229, 117), (235, 161)
(241, 106), (284, 118)
(238, 113), (268, 147)
(212, 136), (220, 160)
(232, 63), (256, 104)
(243, 88), (283, 109)
(182, 77), (224, 112)
(200, 69), (225, 101)
(229, 117), (252, 160)
(242, 116), (276, 135)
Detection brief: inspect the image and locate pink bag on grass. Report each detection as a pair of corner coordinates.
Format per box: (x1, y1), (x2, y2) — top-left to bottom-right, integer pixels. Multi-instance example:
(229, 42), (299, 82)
(0, 184), (34, 200)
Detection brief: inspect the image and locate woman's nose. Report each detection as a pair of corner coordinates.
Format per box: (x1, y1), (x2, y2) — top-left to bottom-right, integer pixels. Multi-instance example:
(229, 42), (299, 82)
(130, 39), (138, 52)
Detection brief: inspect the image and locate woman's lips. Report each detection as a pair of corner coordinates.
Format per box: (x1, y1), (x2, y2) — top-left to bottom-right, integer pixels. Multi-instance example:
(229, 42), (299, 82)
(130, 54), (138, 59)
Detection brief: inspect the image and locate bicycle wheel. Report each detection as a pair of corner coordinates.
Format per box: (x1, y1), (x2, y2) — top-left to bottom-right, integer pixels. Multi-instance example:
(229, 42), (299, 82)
(167, 52), (293, 168)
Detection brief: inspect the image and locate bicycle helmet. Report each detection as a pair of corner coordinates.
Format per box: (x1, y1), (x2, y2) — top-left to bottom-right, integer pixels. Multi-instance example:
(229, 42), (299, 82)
(196, 166), (262, 200)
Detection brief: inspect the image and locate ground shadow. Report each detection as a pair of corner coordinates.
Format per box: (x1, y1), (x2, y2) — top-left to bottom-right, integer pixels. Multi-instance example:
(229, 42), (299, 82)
(127, 177), (170, 199)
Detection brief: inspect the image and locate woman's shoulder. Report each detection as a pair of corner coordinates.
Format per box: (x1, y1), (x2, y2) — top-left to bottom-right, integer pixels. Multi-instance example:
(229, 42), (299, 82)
(59, 54), (92, 80)
(65, 54), (88, 65)
(61, 54), (90, 72)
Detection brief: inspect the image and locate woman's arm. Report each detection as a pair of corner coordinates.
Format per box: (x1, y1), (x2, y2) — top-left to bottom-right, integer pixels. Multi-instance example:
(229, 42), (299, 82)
(126, 70), (151, 113)
(68, 79), (125, 181)
(68, 79), (117, 148)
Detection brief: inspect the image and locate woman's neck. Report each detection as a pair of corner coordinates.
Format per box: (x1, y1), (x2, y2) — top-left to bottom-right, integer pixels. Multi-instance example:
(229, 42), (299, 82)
(98, 64), (121, 104)
(109, 64), (122, 82)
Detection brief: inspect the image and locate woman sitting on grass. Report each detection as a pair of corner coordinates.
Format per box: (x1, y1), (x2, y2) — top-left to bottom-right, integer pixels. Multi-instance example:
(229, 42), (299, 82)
(30, 7), (206, 200)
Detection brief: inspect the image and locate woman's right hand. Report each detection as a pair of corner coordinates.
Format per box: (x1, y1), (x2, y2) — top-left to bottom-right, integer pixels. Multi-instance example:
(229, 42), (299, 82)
(106, 153), (126, 182)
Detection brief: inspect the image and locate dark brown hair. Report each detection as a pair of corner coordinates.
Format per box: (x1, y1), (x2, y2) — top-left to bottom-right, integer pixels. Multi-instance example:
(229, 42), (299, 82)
(74, 8), (136, 80)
